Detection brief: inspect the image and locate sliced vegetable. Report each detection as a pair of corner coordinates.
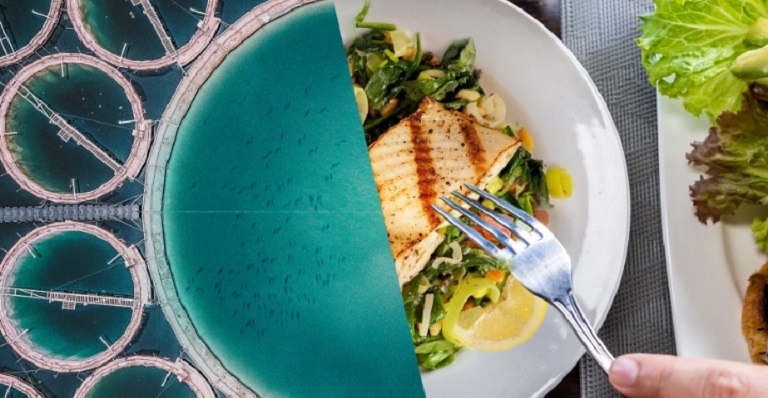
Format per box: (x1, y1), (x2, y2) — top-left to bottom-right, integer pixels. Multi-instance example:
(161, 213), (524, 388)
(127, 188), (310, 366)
(517, 127), (534, 152)
(464, 94), (507, 128)
(546, 167), (573, 199)
(442, 276), (501, 346)
(352, 84), (368, 122)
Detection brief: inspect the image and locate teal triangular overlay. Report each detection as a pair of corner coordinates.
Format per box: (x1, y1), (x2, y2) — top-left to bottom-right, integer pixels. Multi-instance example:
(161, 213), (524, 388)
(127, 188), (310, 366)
(162, 2), (425, 396)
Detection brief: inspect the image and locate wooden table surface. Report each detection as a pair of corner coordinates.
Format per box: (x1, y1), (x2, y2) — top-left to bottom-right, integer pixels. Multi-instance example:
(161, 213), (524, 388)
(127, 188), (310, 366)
(503, 1), (581, 397)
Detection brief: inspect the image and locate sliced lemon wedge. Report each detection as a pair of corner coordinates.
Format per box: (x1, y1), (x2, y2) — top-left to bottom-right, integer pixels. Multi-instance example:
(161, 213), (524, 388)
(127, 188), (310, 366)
(352, 84), (368, 123)
(445, 275), (547, 352)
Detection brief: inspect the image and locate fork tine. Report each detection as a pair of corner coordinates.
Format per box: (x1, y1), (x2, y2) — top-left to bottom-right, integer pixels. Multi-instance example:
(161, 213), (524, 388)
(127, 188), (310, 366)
(430, 204), (505, 258)
(435, 198), (522, 255)
(450, 191), (534, 245)
(465, 183), (552, 239)
(438, 197), (524, 254)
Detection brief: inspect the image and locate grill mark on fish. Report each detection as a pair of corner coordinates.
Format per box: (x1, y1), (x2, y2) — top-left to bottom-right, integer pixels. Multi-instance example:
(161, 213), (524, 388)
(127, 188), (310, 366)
(409, 113), (441, 229)
(458, 119), (486, 178)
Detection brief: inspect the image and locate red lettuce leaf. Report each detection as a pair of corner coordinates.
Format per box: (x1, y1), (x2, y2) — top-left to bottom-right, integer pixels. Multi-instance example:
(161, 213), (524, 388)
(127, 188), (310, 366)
(688, 87), (768, 223)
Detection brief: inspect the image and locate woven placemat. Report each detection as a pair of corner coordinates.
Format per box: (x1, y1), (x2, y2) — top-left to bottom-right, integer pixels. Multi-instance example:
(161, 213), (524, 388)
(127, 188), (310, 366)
(560, 1), (678, 396)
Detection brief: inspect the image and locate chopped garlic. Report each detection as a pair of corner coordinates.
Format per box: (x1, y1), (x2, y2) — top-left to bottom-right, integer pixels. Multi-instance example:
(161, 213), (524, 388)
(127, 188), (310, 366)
(429, 321), (443, 337)
(449, 241), (462, 261)
(456, 89), (481, 101)
(418, 293), (435, 337)
(464, 94), (507, 128)
(431, 241), (464, 269)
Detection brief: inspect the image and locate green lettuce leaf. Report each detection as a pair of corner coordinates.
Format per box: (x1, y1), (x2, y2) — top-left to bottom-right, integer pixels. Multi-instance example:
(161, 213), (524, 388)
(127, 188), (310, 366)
(752, 216), (768, 253)
(687, 88), (768, 223)
(637, 0), (768, 120)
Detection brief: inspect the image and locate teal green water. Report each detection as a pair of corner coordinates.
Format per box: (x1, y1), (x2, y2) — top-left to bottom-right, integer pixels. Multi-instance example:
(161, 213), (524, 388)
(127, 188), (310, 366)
(81, 0), (206, 61)
(0, 385), (28, 398)
(153, 0), (208, 46)
(85, 365), (196, 398)
(10, 230), (134, 359)
(0, 0), (51, 52)
(162, 2), (424, 397)
(6, 63), (134, 193)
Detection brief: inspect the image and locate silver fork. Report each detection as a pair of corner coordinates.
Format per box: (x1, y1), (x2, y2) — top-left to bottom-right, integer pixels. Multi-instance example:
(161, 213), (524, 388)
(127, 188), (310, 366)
(431, 183), (615, 373)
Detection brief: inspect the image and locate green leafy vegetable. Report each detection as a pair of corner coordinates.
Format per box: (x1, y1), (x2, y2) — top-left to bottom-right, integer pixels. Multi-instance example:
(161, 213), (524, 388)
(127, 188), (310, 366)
(365, 64), (406, 110)
(442, 39), (477, 74)
(687, 88), (768, 223)
(752, 216), (768, 253)
(414, 337), (459, 369)
(637, 0), (768, 120)
(347, 12), (481, 143)
(354, 0), (396, 31)
(496, 147), (549, 213)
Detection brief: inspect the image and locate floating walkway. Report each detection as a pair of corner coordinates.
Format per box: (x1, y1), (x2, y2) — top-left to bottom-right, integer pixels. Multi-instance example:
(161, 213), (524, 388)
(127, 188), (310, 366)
(0, 221), (152, 372)
(0, 53), (151, 203)
(0, 1), (63, 68)
(17, 86), (126, 174)
(0, 204), (140, 223)
(131, 0), (178, 59)
(143, 1), (317, 396)
(74, 355), (215, 398)
(67, 0), (220, 71)
(0, 22), (14, 56)
(3, 287), (137, 309)
(0, 373), (44, 398)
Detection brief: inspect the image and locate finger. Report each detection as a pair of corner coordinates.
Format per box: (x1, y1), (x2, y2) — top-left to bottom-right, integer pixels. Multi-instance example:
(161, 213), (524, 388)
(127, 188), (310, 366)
(609, 353), (768, 398)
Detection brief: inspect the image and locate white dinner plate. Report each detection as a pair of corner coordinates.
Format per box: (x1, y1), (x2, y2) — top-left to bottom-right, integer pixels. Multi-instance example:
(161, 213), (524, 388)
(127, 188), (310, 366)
(334, 0), (631, 396)
(658, 95), (763, 362)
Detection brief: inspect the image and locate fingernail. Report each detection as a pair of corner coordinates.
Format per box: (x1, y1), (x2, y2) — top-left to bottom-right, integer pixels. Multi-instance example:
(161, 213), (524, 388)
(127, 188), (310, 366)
(609, 356), (639, 388)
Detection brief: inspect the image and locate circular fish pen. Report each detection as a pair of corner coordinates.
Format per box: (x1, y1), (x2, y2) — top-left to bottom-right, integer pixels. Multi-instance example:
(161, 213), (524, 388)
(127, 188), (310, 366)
(0, 0), (62, 68)
(0, 222), (151, 372)
(0, 373), (44, 398)
(73, 356), (215, 398)
(0, 53), (151, 203)
(66, 0), (220, 71)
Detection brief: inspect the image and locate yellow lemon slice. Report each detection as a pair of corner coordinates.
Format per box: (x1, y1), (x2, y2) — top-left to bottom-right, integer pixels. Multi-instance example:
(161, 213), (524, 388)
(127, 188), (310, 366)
(450, 276), (547, 352)
(546, 167), (573, 199)
(352, 84), (368, 123)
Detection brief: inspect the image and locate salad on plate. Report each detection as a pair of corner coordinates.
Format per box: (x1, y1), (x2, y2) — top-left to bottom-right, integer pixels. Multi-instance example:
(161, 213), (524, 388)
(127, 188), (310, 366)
(348, 0), (573, 369)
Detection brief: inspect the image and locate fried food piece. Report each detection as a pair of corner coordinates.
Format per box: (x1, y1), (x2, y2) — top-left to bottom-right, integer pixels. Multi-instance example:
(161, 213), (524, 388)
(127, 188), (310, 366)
(742, 261), (768, 364)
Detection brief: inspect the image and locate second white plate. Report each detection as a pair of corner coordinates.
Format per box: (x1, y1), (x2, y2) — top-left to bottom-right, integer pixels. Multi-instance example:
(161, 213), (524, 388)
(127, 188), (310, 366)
(658, 95), (761, 362)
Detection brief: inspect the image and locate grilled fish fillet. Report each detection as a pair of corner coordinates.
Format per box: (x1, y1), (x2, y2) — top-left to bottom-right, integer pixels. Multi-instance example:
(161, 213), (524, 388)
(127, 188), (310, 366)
(369, 98), (521, 285)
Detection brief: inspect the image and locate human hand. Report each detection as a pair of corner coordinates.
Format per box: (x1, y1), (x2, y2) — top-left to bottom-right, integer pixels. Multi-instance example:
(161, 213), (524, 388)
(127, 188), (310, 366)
(608, 353), (768, 398)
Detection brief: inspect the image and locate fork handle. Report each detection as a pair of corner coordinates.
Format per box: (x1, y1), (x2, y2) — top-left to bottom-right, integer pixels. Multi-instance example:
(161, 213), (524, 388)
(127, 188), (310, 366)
(552, 290), (615, 373)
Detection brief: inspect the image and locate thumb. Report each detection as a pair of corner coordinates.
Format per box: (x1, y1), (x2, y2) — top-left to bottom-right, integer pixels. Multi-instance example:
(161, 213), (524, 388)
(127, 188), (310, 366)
(608, 353), (768, 398)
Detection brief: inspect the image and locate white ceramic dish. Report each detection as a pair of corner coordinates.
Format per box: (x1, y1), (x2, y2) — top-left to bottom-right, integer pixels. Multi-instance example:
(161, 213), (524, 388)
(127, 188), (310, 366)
(334, 0), (630, 396)
(658, 95), (762, 362)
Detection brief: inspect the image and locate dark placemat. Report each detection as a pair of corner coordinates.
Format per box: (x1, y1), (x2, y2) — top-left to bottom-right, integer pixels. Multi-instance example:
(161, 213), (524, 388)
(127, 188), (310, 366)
(560, 1), (678, 396)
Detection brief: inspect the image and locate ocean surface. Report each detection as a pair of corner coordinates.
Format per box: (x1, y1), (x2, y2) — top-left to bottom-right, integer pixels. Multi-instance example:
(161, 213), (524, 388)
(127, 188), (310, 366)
(9, 230), (134, 360)
(84, 365), (196, 398)
(161, 2), (424, 397)
(0, 386), (28, 398)
(80, 0), (207, 61)
(0, 0), (51, 53)
(6, 63), (135, 193)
